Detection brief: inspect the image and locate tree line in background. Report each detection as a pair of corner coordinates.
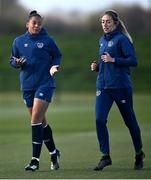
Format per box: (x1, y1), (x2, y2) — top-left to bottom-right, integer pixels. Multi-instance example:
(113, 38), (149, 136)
(0, 0), (151, 34)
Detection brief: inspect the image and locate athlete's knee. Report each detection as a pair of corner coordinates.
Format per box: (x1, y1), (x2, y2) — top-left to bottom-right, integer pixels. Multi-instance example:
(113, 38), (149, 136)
(96, 117), (107, 128)
(42, 118), (47, 127)
(125, 119), (141, 134)
(31, 110), (44, 123)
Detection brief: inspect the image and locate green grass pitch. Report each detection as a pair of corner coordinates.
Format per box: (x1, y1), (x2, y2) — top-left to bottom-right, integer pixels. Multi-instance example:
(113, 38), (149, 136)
(0, 92), (151, 179)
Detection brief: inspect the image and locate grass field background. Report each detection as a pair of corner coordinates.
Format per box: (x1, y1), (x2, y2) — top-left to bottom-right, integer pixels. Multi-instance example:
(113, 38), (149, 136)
(0, 92), (151, 179)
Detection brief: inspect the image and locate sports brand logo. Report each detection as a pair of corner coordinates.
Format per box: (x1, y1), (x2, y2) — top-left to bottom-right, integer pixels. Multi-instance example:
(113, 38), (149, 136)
(24, 43), (28, 47)
(121, 99), (126, 104)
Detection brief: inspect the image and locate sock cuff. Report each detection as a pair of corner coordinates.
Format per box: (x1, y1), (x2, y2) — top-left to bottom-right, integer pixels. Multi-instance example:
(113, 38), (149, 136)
(32, 123), (42, 126)
(32, 157), (39, 161)
(102, 152), (109, 157)
(49, 149), (56, 155)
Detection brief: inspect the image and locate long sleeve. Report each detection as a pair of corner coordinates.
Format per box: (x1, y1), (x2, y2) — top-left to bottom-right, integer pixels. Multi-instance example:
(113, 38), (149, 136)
(114, 36), (138, 67)
(9, 39), (21, 69)
(50, 39), (62, 66)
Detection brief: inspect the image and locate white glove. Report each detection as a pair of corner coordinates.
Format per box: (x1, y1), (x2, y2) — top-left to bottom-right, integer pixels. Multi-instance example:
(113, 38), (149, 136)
(50, 65), (59, 76)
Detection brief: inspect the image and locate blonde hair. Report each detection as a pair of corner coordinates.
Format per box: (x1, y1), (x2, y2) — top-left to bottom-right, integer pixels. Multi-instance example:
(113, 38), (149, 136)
(101, 10), (133, 43)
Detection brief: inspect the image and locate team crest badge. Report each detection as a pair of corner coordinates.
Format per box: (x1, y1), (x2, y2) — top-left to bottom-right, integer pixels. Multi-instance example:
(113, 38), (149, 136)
(96, 90), (101, 96)
(108, 40), (113, 47)
(37, 43), (44, 48)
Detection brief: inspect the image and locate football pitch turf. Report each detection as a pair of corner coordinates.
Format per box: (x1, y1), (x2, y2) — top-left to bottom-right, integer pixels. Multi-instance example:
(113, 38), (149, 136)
(0, 92), (151, 179)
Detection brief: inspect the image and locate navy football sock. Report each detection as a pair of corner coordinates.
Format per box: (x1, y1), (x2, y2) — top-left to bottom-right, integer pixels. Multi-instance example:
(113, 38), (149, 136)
(43, 124), (56, 153)
(32, 123), (43, 159)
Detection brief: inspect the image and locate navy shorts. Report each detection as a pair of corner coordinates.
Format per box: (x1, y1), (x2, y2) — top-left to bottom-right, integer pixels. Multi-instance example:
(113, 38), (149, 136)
(23, 87), (55, 108)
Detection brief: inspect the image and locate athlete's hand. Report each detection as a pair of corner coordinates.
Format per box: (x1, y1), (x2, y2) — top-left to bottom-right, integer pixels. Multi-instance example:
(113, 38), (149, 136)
(101, 52), (115, 63)
(50, 65), (59, 76)
(13, 56), (26, 65)
(91, 61), (98, 71)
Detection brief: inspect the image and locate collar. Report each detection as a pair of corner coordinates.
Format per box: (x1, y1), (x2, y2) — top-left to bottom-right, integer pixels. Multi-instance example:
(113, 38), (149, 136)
(25, 28), (47, 39)
(104, 28), (120, 41)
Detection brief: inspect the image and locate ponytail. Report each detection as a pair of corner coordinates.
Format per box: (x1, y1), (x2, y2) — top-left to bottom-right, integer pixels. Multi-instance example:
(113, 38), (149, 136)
(118, 19), (133, 43)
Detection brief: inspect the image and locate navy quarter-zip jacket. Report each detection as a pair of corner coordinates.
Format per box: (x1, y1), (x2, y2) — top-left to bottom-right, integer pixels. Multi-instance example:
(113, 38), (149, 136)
(10, 28), (62, 90)
(97, 29), (137, 90)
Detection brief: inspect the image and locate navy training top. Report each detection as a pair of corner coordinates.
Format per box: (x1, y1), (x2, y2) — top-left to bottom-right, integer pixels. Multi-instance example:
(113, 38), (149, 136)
(96, 28), (137, 90)
(10, 28), (62, 91)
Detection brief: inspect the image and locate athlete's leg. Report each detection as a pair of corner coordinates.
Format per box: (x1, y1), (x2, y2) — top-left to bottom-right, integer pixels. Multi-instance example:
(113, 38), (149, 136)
(114, 88), (143, 153)
(25, 88), (59, 170)
(27, 108), (56, 153)
(27, 108), (57, 155)
(31, 98), (49, 123)
(95, 90), (113, 155)
(43, 123), (56, 153)
(23, 91), (43, 171)
(30, 98), (49, 161)
(94, 90), (113, 171)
